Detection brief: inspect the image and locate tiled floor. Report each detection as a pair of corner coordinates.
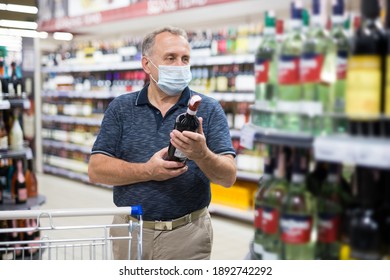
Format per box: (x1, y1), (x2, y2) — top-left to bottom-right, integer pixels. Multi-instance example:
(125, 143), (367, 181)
(36, 173), (254, 260)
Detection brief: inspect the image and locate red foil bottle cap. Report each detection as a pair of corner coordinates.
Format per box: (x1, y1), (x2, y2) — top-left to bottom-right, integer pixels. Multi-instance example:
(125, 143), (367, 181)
(188, 95), (202, 114)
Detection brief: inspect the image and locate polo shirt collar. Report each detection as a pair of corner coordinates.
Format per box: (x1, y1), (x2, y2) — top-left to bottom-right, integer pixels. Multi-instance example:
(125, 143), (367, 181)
(135, 83), (192, 107)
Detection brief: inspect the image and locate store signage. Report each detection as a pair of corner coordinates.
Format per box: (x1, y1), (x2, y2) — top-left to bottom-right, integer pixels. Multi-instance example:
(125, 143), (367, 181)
(147, 0), (208, 14)
(38, 0), (240, 32)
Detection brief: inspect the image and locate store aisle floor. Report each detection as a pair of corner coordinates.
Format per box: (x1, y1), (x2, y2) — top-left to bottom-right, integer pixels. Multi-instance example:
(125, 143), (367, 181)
(36, 173), (254, 260)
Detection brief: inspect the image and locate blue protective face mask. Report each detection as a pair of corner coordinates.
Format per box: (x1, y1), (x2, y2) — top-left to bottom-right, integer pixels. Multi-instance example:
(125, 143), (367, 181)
(148, 59), (192, 96)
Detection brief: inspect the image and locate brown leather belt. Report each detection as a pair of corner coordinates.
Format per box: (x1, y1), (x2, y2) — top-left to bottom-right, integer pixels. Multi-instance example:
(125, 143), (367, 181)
(127, 207), (208, 231)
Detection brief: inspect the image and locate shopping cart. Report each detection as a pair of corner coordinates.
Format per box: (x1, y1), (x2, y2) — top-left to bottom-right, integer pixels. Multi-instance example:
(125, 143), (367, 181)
(0, 206), (143, 260)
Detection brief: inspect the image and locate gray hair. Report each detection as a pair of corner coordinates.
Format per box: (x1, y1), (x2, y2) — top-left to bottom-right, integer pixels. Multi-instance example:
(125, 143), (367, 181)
(141, 26), (188, 56)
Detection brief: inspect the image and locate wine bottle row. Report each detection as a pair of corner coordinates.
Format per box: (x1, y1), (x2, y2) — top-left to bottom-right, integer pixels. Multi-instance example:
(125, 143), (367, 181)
(42, 22), (264, 69)
(253, 144), (390, 260)
(253, 0), (390, 138)
(0, 158), (38, 205)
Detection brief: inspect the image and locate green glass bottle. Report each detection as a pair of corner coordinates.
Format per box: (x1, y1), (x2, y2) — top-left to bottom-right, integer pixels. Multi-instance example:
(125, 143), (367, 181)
(301, 0), (336, 136)
(331, 0), (350, 133)
(261, 146), (289, 260)
(315, 163), (343, 260)
(253, 145), (275, 259)
(280, 149), (316, 260)
(277, 1), (305, 132)
(254, 11), (278, 128)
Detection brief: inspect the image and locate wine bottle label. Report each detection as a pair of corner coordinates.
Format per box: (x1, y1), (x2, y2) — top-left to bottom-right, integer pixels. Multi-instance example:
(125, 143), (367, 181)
(278, 55), (300, 85)
(254, 207), (262, 230)
(18, 188), (27, 201)
(280, 214), (313, 244)
(255, 58), (270, 84)
(336, 50), (348, 80)
(173, 149), (186, 160)
(300, 53), (324, 83)
(386, 56), (390, 116)
(318, 213), (341, 243)
(346, 55), (381, 118)
(0, 136), (6, 149)
(262, 206), (279, 234)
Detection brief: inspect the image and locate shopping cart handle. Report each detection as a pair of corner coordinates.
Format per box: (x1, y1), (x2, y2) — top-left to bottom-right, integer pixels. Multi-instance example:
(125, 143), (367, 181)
(131, 205), (143, 216)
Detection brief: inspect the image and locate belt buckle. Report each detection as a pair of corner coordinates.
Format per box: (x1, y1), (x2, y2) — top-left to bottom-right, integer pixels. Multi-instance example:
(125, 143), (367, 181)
(155, 221), (173, 231)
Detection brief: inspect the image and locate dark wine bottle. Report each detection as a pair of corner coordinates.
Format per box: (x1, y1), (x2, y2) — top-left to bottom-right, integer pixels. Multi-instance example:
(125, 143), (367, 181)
(13, 159), (27, 204)
(167, 95), (202, 162)
(346, 0), (386, 136)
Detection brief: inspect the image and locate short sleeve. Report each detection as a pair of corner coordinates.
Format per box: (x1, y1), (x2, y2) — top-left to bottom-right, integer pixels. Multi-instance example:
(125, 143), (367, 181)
(91, 99), (122, 157)
(204, 101), (236, 157)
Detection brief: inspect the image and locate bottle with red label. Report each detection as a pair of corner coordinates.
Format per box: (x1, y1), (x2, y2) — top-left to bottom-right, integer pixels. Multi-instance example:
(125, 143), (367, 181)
(331, 0), (350, 133)
(261, 146), (289, 260)
(301, 0), (336, 135)
(255, 11), (277, 112)
(277, 0), (305, 132)
(315, 163), (343, 259)
(280, 148), (315, 260)
(253, 145), (275, 259)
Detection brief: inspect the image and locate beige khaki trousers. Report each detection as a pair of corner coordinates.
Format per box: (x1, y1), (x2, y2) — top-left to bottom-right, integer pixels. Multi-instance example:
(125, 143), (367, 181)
(110, 212), (213, 260)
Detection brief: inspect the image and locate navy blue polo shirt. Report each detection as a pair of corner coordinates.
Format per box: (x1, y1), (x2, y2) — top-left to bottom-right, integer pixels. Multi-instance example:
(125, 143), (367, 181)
(91, 85), (236, 220)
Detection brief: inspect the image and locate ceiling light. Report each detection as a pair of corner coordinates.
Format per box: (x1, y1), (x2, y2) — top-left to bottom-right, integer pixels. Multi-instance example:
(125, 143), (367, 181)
(0, 3), (38, 14)
(53, 32), (73, 41)
(0, 28), (47, 39)
(0, 19), (37, 30)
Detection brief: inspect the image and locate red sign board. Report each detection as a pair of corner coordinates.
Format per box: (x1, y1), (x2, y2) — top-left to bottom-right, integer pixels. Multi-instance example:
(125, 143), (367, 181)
(38, 0), (241, 32)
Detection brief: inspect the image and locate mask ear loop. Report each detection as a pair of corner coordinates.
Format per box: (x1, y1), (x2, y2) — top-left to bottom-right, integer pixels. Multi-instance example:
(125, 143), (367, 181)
(146, 58), (159, 84)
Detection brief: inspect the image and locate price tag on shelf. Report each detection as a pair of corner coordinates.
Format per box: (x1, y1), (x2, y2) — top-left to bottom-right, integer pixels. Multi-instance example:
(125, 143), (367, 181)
(355, 140), (390, 169)
(239, 125), (256, 150)
(0, 100), (10, 110)
(313, 136), (356, 164)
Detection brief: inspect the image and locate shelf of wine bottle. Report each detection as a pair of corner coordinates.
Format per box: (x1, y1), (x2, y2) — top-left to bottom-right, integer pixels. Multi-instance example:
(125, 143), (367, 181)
(42, 114), (103, 126)
(41, 54), (255, 74)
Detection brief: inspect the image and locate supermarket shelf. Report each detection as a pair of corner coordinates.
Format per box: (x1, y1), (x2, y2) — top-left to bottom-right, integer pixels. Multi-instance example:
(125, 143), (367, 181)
(43, 155), (88, 174)
(42, 114), (103, 126)
(314, 135), (390, 169)
(208, 203), (253, 223)
(0, 147), (33, 160)
(240, 123), (313, 149)
(208, 92), (255, 102)
(42, 89), (124, 99)
(41, 54), (255, 74)
(43, 165), (112, 189)
(0, 99), (31, 110)
(43, 164), (90, 183)
(43, 139), (91, 154)
(42, 60), (142, 73)
(0, 195), (46, 211)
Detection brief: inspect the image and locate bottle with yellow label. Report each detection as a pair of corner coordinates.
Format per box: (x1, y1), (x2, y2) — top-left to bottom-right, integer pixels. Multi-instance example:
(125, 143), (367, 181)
(345, 0), (386, 136)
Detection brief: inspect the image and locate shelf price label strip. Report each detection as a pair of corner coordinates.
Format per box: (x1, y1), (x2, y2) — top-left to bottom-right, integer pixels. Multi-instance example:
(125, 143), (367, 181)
(314, 136), (390, 169)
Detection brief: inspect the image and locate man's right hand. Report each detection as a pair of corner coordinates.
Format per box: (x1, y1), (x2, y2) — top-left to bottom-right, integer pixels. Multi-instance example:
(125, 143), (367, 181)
(146, 147), (188, 181)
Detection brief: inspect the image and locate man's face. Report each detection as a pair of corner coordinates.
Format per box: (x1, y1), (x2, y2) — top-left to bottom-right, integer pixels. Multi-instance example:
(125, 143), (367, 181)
(146, 31), (191, 81)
